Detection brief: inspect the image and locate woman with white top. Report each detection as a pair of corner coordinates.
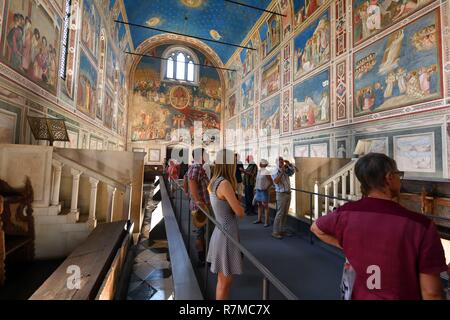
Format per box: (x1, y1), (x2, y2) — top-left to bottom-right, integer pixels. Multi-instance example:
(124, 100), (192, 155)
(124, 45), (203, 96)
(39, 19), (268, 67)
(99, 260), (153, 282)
(253, 159), (273, 227)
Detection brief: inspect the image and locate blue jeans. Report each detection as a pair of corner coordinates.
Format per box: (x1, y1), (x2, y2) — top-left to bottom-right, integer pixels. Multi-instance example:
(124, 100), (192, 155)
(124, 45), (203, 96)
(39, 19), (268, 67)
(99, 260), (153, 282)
(244, 184), (255, 215)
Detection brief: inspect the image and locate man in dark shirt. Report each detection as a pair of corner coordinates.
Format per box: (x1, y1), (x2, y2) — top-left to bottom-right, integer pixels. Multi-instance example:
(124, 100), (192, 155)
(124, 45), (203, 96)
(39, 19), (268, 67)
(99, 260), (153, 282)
(235, 153), (244, 200)
(241, 155), (258, 216)
(311, 153), (447, 300)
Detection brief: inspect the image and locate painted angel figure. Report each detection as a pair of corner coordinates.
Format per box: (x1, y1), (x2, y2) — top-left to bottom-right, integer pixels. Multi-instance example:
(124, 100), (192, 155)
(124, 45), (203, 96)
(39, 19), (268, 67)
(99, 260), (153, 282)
(379, 30), (404, 75)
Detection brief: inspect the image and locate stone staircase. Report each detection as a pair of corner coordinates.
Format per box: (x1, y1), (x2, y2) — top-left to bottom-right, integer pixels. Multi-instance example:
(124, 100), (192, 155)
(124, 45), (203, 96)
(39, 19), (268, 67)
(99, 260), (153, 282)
(0, 144), (134, 259)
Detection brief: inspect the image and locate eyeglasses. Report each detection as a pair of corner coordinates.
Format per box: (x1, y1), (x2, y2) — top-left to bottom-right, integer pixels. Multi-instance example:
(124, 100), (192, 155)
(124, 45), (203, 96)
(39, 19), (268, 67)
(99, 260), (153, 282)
(392, 171), (405, 179)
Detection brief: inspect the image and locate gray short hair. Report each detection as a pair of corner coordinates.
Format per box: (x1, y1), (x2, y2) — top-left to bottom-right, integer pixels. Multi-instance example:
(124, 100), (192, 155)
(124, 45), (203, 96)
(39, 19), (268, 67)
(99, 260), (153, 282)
(355, 153), (398, 195)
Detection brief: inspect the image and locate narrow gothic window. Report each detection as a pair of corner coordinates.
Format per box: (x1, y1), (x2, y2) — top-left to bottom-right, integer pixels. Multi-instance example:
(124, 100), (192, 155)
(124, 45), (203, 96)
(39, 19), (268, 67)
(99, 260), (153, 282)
(176, 52), (186, 80)
(167, 57), (174, 79)
(162, 46), (199, 85)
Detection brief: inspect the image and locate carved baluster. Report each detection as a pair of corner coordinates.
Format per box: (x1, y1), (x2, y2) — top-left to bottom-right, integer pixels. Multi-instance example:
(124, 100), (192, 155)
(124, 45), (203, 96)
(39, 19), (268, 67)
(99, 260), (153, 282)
(314, 181), (319, 219)
(107, 185), (117, 223)
(349, 168), (355, 200)
(333, 178), (340, 208)
(51, 160), (64, 206)
(88, 177), (99, 229)
(341, 172), (348, 205)
(324, 184), (330, 214)
(70, 169), (82, 215)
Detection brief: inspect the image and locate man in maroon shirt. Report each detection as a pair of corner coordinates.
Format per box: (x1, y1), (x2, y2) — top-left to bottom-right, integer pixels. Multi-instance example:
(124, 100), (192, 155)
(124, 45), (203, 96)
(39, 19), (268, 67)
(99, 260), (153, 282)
(311, 153), (447, 300)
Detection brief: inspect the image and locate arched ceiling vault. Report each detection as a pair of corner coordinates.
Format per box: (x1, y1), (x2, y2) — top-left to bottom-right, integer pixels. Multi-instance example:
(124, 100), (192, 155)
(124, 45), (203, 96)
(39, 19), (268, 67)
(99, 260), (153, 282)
(122, 0), (273, 64)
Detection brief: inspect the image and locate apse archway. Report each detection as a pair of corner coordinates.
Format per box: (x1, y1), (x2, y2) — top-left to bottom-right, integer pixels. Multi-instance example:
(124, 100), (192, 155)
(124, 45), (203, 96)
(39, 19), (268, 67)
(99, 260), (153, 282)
(127, 34), (227, 148)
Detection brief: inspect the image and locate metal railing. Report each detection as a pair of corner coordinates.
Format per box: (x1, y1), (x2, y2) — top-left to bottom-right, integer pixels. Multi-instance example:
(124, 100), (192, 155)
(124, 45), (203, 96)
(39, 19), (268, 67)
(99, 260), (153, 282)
(291, 187), (354, 244)
(165, 175), (298, 300)
(291, 187), (450, 242)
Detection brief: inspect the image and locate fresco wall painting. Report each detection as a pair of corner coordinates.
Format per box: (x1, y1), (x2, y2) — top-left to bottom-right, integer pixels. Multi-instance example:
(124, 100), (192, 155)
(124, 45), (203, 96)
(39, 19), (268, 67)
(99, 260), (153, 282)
(310, 142), (328, 157)
(260, 94), (281, 137)
(294, 144), (309, 157)
(293, 69), (330, 130)
(241, 108), (255, 141)
(130, 46), (221, 142)
(0, 107), (16, 143)
(261, 53), (281, 99)
(241, 74), (254, 111)
(280, 0), (293, 37)
(103, 90), (113, 130)
(1, 0), (60, 95)
(368, 137), (389, 155)
(240, 40), (254, 78)
(81, 0), (101, 61)
(335, 139), (348, 158)
(294, 10), (330, 80)
(259, 13), (281, 60)
(293, 0), (326, 26)
(393, 132), (435, 173)
(353, 0), (434, 46)
(353, 10), (442, 117)
(227, 93), (237, 118)
(77, 49), (98, 118)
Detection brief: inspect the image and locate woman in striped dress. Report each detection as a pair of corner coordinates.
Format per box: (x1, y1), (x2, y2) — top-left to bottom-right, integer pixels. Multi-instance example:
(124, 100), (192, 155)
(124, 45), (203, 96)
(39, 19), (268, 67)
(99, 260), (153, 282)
(207, 149), (245, 300)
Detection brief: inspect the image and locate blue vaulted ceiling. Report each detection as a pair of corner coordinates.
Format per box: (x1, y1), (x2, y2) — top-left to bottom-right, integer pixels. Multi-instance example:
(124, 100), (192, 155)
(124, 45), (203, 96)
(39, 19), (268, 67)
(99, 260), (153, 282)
(122, 0), (273, 64)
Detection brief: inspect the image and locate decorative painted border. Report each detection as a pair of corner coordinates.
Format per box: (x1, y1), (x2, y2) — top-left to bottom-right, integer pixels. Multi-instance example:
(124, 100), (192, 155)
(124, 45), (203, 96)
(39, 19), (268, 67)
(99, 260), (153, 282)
(335, 59), (347, 120)
(335, 0), (346, 56)
(282, 89), (290, 133)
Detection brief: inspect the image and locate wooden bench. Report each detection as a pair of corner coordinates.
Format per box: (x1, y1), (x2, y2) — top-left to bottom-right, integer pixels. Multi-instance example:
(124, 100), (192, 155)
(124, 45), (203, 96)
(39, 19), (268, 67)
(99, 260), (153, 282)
(0, 178), (34, 286)
(29, 220), (133, 300)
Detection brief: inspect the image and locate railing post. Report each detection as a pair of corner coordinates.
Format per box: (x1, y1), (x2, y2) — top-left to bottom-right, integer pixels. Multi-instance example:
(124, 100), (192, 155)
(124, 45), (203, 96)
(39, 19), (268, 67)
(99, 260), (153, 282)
(204, 214), (209, 296)
(51, 160), (63, 207)
(349, 168), (355, 200)
(309, 193), (313, 245)
(333, 178), (339, 208)
(88, 177), (99, 229)
(324, 184), (330, 214)
(123, 183), (132, 221)
(106, 185), (117, 222)
(70, 169), (82, 216)
(341, 172), (348, 205)
(178, 187), (182, 227)
(313, 181), (319, 219)
(262, 277), (269, 300)
(187, 195), (191, 256)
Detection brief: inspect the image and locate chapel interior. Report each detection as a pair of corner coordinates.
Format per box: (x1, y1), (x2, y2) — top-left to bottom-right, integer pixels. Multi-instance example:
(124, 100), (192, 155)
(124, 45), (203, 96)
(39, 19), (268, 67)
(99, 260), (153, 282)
(0, 0), (449, 300)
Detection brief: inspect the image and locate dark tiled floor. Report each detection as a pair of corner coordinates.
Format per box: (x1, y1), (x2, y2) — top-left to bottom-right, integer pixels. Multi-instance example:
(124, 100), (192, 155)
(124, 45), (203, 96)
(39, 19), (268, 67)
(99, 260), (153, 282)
(127, 185), (174, 300)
